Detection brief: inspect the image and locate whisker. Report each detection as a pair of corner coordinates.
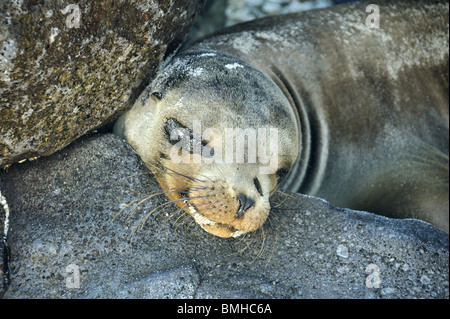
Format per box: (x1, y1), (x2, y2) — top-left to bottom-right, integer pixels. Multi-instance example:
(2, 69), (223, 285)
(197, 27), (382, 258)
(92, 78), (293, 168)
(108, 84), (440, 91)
(130, 201), (177, 240)
(272, 193), (290, 208)
(115, 186), (207, 220)
(131, 194), (215, 238)
(166, 210), (192, 235)
(185, 199), (219, 210)
(225, 215), (282, 263)
(194, 203), (219, 214)
(153, 162), (204, 183)
(146, 162), (197, 186)
(265, 229), (278, 266)
(178, 195), (215, 204)
(162, 185), (210, 195)
(191, 172), (213, 183)
(228, 233), (259, 257)
(117, 182), (213, 216)
(158, 203), (192, 234)
(250, 226), (267, 263)
(114, 191), (167, 220)
(172, 199), (224, 234)
(274, 190), (304, 205)
(172, 207), (191, 234)
(186, 216), (198, 230)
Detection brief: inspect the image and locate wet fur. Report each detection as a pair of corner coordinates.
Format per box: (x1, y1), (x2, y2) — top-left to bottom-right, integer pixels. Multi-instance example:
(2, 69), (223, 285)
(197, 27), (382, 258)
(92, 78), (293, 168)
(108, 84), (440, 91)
(116, 0), (449, 235)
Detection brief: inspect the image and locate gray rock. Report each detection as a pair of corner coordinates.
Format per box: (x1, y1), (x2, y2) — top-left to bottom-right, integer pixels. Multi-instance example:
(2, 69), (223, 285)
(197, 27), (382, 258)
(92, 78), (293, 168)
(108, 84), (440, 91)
(186, 0), (228, 44)
(0, 0), (205, 167)
(225, 0), (333, 26)
(0, 133), (448, 298)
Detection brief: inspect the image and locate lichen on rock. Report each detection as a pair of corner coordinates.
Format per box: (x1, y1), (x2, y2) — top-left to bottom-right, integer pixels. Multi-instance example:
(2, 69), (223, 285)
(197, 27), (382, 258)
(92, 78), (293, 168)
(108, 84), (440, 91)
(0, 0), (205, 167)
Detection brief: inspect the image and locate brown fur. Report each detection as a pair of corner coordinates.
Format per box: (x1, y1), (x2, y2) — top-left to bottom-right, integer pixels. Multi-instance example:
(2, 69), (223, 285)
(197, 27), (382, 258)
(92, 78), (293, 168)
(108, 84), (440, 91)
(116, 0), (449, 236)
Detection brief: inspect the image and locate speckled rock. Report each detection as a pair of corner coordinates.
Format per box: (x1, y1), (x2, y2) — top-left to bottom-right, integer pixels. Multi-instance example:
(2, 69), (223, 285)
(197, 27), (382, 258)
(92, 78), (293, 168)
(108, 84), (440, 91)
(225, 0), (333, 26)
(0, 133), (448, 298)
(0, 0), (205, 167)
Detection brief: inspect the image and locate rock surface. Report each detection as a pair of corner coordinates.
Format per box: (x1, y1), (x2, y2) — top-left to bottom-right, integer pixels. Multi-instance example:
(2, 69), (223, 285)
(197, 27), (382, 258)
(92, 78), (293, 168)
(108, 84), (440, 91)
(0, 0), (205, 167)
(225, 0), (333, 26)
(0, 133), (448, 298)
(1, 0), (448, 300)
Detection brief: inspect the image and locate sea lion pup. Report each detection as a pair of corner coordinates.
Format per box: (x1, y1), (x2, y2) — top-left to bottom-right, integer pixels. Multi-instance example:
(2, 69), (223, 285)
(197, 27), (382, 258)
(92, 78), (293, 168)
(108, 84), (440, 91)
(115, 0), (449, 237)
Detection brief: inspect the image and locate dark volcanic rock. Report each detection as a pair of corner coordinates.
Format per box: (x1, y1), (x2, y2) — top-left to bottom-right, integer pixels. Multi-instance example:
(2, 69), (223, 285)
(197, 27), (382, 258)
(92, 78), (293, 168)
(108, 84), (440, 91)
(0, 0), (205, 167)
(0, 133), (448, 298)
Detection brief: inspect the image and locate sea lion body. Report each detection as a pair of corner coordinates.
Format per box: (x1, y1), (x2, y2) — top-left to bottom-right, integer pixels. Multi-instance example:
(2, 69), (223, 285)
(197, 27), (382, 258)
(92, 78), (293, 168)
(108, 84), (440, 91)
(115, 0), (449, 236)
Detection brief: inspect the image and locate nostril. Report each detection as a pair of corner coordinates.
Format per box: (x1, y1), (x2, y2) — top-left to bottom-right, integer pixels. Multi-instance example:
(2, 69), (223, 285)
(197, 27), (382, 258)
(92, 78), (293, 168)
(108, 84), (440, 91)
(236, 193), (255, 218)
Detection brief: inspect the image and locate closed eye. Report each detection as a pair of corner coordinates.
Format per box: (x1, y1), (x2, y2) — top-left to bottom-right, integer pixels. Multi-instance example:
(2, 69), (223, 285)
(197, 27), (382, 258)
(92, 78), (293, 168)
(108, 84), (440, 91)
(164, 118), (214, 157)
(254, 177), (263, 196)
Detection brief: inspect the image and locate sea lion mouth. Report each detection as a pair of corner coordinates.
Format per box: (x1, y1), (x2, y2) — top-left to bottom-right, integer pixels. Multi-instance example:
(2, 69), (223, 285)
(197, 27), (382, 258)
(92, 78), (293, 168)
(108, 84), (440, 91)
(184, 200), (248, 238)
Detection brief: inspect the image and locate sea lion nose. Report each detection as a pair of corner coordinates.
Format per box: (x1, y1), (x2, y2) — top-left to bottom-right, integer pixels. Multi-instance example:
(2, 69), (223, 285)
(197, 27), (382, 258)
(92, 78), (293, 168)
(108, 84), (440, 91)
(236, 193), (255, 218)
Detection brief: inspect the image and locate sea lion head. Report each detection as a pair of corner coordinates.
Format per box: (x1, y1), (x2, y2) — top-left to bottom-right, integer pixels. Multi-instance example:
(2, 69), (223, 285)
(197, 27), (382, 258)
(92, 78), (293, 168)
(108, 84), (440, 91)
(115, 53), (299, 237)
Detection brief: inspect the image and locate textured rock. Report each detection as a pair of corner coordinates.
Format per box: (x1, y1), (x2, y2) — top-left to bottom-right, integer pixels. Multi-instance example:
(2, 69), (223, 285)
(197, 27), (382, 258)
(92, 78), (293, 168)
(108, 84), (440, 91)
(0, 133), (448, 298)
(0, 0), (205, 167)
(225, 0), (333, 26)
(186, 0), (228, 44)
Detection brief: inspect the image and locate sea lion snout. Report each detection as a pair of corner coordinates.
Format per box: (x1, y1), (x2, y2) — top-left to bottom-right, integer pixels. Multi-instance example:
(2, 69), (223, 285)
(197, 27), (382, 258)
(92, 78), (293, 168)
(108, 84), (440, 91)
(185, 176), (270, 238)
(236, 193), (256, 219)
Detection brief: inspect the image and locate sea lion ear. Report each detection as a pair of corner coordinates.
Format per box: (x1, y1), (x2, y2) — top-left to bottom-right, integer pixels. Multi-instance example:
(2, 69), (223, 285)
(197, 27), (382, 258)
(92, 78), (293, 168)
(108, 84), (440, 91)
(151, 92), (164, 101)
